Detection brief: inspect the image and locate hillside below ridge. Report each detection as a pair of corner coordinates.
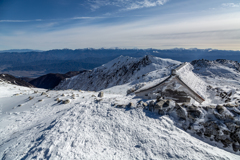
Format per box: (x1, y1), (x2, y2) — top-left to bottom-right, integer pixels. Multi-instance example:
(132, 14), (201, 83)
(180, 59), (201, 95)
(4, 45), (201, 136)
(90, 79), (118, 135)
(191, 59), (240, 72)
(191, 59), (240, 89)
(29, 71), (85, 89)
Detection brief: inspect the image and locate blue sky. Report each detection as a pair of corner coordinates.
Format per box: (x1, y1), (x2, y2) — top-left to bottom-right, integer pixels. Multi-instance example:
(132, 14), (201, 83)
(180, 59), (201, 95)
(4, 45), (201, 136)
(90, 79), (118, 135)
(0, 0), (240, 50)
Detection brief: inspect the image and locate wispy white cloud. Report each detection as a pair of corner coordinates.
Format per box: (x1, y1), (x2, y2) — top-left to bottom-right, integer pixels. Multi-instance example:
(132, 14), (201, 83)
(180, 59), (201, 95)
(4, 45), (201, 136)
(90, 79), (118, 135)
(88, 0), (169, 11)
(2, 12), (239, 50)
(125, 0), (169, 10)
(71, 16), (104, 20)
(0, 19), (42, 23)
(222, 3), (240, 8)
(0, 20), (30, 23)
(0, 16), (103, 23)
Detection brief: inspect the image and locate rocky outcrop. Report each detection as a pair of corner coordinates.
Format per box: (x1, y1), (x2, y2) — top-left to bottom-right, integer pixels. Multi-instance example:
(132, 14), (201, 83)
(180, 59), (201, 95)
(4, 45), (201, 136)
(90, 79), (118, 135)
(133, 99), (240, 153)
(98, 92), (104, 98)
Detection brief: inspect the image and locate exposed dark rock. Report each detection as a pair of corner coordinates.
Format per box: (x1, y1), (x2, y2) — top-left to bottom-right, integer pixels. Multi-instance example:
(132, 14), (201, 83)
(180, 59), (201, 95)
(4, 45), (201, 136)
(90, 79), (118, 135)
(176, 105), (187, 120)
(216, 105), (224, 114)
(63, 99), (70, 104)
(221, 138), (233, 148)
(225, 123), (238, 132)
(128, 102), (134, 108)
(29, 71), (84, 89)
(213, 106), (234, 121)
(230, 127), (240, 144)
(98, 91), (104, 98)
(203, 121), (220, 137)
(128, 99), (240, 153)
(187, 106), (202, 120)
(154, 100), (166, 111)
(232, 143), (240, 152)
(116, 104), (126, 108)
(148, 101), (155, 112)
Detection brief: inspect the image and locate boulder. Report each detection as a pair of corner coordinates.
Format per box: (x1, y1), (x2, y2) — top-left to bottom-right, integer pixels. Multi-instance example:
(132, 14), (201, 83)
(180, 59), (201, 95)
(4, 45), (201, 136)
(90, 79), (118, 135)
(98, 91), (104, 98)
(176, 106), (187, 120)
(148, 101), (155, 112)
(154, 99), (175, 114)
(142, 102), (148, 107)
(154, 100), (166, 111)
(28, 96), (34, 100)
(187, 106), (202, 120)
(128, 102), (134, 108)
(224, 103), (236, 108)
(63, 99), (70, 104)
(116, 104), (126, 108)
(216, 105), (224, 114)
(230, 127), (240, 144)
(203, 121), (220, 137)
(41, 92), (47, 96)
(221, 138), (233, 148)
(213, 106), (234, 121)
(232, 143), (240, 152)
(225, 123), (238, 132)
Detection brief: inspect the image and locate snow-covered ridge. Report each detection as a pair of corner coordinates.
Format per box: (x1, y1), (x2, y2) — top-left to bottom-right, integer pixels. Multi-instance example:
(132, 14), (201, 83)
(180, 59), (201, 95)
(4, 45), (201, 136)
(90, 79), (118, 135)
(55, 55), (181, 91)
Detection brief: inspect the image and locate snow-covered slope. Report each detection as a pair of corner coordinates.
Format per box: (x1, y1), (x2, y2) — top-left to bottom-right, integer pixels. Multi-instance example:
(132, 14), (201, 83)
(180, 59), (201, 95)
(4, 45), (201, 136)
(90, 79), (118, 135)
(191, 59), (240, 88)
(55, 55), (181, 91)
(1, 82), (239, 159)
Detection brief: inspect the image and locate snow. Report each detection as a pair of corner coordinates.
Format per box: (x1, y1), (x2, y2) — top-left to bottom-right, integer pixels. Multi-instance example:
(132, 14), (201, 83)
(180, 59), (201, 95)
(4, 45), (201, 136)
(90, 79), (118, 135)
(175, 62), (206, 99)
(0, 81), (239, 159)
(0, 81), (34, 98)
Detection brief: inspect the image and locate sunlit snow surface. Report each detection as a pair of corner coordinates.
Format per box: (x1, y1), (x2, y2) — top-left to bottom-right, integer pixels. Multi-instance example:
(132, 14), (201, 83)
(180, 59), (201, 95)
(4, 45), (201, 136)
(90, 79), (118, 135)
(0, 82), (239, 160)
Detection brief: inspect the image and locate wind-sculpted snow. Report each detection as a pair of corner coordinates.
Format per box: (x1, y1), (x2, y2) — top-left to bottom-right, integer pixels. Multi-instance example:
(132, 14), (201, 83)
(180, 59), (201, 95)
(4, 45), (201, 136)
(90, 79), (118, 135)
(0, 82), (239, 159)
(55, 55), (181, 91)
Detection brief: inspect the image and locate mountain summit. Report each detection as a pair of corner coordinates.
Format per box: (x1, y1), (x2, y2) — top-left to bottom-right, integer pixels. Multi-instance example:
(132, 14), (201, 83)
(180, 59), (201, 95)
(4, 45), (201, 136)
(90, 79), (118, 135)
(55, 55), (181, 91)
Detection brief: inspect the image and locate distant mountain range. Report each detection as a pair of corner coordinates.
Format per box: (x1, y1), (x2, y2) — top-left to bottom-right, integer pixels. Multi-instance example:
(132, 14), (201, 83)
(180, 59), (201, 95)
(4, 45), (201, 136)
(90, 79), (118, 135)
(0, 48), (239, 77)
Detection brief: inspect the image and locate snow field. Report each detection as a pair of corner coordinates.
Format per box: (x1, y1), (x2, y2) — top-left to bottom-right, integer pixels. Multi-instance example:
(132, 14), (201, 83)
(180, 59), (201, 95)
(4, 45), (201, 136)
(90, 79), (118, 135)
(0, 83), (239, 159)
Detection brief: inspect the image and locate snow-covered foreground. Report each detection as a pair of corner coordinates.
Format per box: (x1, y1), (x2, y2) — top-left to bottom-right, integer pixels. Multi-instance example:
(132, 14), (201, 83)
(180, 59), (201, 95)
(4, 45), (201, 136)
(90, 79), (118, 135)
(0, 82), (239, 160)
